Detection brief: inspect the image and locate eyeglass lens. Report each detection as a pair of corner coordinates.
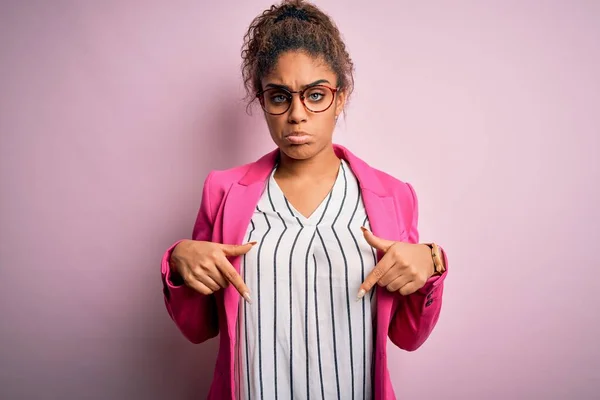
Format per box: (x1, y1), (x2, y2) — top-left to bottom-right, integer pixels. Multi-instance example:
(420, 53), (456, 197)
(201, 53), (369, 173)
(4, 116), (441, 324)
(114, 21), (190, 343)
(260, 85), (334, 114)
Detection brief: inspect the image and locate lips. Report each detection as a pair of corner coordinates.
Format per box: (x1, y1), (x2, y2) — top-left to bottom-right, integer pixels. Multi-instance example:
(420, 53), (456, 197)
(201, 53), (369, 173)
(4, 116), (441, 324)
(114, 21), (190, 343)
(285, 131), (310, 145)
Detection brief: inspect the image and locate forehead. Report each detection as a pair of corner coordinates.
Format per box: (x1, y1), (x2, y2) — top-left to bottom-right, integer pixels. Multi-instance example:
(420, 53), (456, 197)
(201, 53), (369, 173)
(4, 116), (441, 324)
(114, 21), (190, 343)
(262, 51), (336, 88)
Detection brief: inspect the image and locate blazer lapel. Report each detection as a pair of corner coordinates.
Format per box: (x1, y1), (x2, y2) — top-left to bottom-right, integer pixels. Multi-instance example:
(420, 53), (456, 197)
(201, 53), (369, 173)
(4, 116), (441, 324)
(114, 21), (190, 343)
(221, 182), (264, 248)
(337, 144), (406, 349)
(220, 149), (279, 340)
(361, 190), (404, 339)
(339, 144), (408, 399)
(221, 181), (266, 339)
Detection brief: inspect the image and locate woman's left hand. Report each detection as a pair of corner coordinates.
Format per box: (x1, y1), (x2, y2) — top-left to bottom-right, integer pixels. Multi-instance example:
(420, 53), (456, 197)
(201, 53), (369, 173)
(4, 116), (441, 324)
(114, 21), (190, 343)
(357, 227), (435, 299)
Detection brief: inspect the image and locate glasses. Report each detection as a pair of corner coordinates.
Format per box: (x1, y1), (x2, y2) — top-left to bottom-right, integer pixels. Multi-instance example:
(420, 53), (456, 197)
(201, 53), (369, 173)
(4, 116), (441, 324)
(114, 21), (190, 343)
(256, 85), (339, 115)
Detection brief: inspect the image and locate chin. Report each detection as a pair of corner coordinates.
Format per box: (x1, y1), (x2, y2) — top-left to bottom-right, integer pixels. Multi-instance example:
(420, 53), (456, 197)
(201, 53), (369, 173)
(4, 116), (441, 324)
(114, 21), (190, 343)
(279, 142), (319, 160)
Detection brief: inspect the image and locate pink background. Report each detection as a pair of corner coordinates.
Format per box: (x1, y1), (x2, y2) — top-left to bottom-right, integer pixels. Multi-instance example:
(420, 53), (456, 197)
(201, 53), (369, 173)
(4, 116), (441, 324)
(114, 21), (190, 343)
(1, 0), (598, 399)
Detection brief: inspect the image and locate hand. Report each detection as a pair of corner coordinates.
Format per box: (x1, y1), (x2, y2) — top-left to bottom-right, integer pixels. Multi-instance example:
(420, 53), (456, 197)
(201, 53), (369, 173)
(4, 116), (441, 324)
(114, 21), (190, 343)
(357, 227), (434, 299)
(170, 239), (256, 303)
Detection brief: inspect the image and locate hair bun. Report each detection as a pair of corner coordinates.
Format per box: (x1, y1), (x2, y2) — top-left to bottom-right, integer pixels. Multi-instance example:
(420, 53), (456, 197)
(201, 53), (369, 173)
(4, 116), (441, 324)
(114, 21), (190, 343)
(274, 6), (310, 23)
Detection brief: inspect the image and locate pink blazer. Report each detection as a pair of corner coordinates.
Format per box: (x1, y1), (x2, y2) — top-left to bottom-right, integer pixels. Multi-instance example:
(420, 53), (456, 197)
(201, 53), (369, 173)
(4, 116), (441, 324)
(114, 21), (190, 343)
(161, 144), (448, 399)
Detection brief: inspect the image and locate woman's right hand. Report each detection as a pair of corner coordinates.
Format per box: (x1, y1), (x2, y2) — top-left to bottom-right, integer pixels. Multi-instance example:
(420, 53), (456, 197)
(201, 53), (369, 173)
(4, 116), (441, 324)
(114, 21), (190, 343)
(169, 239), (256, 303)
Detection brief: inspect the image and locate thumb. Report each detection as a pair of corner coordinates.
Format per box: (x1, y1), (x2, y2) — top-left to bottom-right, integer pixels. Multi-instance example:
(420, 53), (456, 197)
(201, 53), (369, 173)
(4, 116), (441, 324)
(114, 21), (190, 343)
(360, 227), (395, 252)
(220, 241), (257, 257)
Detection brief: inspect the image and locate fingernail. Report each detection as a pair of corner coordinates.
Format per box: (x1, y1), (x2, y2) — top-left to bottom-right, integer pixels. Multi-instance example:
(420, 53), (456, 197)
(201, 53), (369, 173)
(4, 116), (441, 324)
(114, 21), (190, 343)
(356, 289), (366, 301)
(243, 292), (252, 304)
(360, 226), (368, 233)
(248, 241), (257, 246)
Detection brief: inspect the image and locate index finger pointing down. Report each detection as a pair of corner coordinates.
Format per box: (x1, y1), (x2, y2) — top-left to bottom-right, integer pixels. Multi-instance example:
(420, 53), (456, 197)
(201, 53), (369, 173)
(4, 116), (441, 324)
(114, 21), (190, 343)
(216, 257), (252, 303)
(357, 253), (395, 300)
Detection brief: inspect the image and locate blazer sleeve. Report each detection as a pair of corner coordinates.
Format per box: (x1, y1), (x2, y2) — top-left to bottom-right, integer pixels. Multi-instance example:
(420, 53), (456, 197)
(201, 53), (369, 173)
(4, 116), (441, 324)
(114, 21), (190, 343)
(388, 182), (448, 351)
(160, 171), (219, 344)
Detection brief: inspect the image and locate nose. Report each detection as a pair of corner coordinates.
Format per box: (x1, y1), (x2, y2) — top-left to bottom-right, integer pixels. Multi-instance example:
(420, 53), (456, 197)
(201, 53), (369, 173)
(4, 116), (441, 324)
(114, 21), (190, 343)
(287, 93), (308, 124)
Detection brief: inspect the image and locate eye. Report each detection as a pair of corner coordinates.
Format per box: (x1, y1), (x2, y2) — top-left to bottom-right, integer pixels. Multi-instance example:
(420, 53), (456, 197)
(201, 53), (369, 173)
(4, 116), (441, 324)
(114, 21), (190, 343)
(269, 92), (290, 104)
(308, 92), (324, 101)
(305, 87), (327, 102)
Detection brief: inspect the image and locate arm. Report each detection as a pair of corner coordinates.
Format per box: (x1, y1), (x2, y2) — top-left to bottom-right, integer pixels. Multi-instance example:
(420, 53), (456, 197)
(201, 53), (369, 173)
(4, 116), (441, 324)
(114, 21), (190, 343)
(161, 171), (219, 344)
(388, 182), (448, 351)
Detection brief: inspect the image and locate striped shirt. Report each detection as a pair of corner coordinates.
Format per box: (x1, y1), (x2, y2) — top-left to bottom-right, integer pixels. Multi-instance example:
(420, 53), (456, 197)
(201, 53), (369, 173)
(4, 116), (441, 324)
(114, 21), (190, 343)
(234, 159), (378, 400)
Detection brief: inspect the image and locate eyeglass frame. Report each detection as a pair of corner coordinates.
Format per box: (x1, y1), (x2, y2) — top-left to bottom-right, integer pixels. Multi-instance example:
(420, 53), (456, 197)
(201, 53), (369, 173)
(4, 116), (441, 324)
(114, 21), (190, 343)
(256, 85), (340, 115)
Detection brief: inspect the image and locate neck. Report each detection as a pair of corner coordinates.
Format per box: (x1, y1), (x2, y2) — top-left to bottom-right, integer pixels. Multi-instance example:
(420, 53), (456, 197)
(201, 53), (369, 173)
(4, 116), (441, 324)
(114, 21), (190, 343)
(276, 144), (340, 180)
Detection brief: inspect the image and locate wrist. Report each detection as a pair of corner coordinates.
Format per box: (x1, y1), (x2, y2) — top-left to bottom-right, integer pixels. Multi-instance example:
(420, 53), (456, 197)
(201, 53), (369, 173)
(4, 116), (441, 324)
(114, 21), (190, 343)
(170, 240), (190, 273)
(421, 244), (435, 278)
(422, 242), (445, 277)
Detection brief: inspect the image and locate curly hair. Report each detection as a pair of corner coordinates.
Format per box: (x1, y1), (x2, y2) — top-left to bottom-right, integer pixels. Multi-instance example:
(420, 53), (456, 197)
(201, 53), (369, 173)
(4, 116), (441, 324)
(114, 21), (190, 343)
(241, 0), (354, 111)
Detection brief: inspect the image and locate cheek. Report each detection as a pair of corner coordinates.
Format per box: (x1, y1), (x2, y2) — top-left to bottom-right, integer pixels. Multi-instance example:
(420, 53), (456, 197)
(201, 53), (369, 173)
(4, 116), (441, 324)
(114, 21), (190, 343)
(317, 112), (337, 132)
(304, 111), (336, 138)
(264, 115), (285, 136)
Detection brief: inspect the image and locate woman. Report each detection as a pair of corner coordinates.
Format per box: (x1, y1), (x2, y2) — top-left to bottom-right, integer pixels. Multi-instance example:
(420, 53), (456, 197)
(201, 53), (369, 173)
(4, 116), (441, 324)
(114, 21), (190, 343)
(161, 1), (448, 399)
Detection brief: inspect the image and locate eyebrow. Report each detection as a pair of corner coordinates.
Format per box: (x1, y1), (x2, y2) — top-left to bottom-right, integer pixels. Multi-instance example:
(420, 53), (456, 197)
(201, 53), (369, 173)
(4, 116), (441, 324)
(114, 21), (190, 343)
(264, 79), (331, 91)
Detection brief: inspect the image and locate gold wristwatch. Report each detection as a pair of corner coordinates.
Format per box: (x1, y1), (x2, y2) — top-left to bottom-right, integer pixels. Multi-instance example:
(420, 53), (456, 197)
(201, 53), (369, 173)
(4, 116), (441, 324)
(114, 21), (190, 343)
(424, 243), (446, 276)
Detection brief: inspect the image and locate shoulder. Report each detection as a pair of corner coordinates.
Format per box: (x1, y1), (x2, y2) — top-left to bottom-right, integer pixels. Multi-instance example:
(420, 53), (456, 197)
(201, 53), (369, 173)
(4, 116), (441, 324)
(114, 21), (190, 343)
(374, 167), (417, 202)
(346, 148), (417, 208)
(195, 162), (253, 221)
(371, 165), (411, 189)
(351, 155), (419, 233)
(197, 148), (278, 213)
(203, 161), (254, 195)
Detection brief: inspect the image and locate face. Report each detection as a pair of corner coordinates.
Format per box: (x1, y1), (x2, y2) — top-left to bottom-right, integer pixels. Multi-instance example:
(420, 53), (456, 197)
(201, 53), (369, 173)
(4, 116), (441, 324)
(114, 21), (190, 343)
(259, 51), (346, 161)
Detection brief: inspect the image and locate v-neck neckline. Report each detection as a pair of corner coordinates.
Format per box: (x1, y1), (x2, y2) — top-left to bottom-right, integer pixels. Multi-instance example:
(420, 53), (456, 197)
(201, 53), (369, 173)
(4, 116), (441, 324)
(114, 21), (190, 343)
(269, 160), (345, 226)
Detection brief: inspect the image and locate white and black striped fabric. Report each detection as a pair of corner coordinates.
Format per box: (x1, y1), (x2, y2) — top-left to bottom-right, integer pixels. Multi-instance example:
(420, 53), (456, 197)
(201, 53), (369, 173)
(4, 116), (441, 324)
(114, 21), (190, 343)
(234, 159), (378, 400)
